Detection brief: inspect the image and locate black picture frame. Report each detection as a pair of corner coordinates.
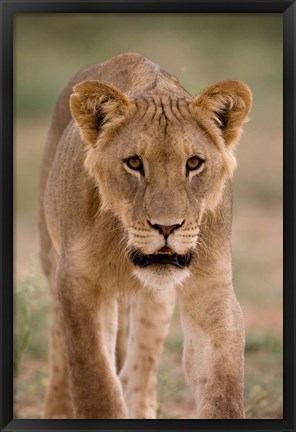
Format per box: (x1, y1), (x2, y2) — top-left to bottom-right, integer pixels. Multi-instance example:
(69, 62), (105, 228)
(0, 1), (295, 431)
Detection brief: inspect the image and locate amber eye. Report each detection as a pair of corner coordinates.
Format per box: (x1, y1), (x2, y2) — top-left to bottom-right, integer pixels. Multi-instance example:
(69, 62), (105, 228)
(186, 156), (204, 173)
(125, 156), (144, 173)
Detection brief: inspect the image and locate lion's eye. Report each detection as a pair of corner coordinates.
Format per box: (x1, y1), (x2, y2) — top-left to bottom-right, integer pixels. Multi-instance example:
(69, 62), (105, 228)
(186, 156), (204, 173)
(125, 156), (144, 173)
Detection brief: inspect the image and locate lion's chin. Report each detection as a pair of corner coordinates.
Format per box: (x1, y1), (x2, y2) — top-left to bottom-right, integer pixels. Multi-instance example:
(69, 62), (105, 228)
(132, 265), (191, 292)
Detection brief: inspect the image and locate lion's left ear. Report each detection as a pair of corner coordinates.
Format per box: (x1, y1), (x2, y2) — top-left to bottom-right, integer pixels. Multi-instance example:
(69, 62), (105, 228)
(70, 80), (131, 146)
(194, 80), (252, 147)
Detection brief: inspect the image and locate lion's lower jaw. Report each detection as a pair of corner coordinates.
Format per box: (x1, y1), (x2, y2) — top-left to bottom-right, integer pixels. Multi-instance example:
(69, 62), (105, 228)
(132, 266), (191, 291)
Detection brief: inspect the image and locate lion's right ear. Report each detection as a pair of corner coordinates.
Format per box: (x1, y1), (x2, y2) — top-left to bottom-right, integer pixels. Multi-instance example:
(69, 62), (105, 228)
(70, 80), (130, 146)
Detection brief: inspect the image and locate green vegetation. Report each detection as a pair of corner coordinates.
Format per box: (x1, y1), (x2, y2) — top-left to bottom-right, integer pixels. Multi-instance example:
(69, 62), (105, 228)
(14, 13), (283, 419)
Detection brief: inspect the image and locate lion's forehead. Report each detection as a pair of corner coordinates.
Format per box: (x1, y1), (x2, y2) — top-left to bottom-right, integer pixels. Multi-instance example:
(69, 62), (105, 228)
(131, 93), (196, 129)
(120, 94), (212, 160)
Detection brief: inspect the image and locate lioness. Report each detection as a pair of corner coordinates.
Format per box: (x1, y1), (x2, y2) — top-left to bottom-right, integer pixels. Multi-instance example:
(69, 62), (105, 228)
(38, 52), (252, 419)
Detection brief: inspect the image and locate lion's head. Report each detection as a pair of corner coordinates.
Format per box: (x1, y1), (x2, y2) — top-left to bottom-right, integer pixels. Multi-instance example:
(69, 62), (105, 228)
(70, 78), (252, 290)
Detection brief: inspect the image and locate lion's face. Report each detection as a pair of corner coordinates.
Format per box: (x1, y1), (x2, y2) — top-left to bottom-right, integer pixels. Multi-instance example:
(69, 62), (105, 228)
(88, 100), (228, 289)
(70, 81), (252, 289)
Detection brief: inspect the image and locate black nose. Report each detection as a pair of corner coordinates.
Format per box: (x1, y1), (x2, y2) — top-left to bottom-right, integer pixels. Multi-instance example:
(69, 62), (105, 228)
(148, 221), (184, 240)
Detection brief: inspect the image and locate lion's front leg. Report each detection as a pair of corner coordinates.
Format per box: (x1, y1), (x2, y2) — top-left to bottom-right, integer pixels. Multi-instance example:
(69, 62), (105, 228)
(178, 280), (245, 419)
(119, 290), (176, 419)
(57, 267), (127, 419)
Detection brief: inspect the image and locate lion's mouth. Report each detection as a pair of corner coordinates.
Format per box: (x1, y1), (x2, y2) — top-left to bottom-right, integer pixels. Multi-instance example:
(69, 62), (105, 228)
(130, 248), (192, 269)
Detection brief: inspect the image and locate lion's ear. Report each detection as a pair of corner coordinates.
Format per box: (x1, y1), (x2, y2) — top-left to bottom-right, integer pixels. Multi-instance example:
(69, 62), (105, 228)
(70, 80), (130, 146)
(194, 80), (252, 147)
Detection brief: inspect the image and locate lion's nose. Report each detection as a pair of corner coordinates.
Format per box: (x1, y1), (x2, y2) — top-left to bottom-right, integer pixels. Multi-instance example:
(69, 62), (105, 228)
(148, 221), (184, 240)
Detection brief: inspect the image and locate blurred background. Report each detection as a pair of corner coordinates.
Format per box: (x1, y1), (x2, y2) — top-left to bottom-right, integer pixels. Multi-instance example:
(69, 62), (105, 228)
(14, 13), (283, 419)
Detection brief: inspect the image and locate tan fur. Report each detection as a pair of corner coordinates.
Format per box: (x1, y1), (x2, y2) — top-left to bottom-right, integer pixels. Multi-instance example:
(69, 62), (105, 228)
(38, 52), (252, 419)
